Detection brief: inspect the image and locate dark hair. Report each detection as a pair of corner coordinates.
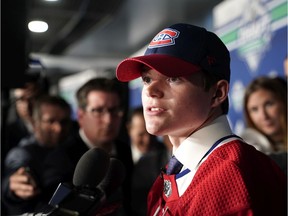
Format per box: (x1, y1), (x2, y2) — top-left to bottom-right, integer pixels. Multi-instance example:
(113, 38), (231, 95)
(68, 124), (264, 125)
(33, 95), (72, 120)
(76, 78), (123, 109)
(22, 72), (50, 95)
(243, 76), (287, 147)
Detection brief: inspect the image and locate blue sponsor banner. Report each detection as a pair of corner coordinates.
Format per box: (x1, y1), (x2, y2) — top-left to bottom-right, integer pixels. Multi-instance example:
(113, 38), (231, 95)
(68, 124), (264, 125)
(214, 0), (287, 134)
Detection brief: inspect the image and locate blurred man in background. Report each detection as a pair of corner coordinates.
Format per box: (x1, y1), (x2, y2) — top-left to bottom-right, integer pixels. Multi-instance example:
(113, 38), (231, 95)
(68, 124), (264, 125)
(62, 77), (133, 215)
(2, 95), (73, 215)
(3, 73), (49, 158)
(126, 106), (165, 164)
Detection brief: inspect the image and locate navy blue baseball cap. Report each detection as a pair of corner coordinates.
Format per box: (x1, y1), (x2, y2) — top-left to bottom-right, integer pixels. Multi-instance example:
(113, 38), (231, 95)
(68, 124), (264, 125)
(116, 23), (230, 82)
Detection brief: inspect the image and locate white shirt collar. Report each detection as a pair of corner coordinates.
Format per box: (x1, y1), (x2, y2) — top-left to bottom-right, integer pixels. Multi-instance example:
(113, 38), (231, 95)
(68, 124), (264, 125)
(174, 115), (233, 171)
(79, 128), (95, 149)
(131, 145), (144, 164)
(79, 128), (117, 155)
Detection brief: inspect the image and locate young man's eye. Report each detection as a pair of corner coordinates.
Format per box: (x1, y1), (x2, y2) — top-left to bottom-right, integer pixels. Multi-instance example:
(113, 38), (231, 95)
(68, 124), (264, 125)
(167, 77), (181, 83)
(142, 76), (151, 84)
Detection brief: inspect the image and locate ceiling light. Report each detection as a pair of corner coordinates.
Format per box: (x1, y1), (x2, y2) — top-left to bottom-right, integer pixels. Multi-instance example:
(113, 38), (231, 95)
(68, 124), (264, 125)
(28, 21), (48, 33)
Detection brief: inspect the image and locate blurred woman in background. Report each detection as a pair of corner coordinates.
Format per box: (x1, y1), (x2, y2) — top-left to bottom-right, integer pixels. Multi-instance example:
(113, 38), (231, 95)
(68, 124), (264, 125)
(241, 76), (287, 173)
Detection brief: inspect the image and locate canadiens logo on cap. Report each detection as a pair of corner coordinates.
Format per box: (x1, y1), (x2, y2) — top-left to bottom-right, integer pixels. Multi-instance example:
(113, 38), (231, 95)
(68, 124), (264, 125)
(148, 28), (179, 48)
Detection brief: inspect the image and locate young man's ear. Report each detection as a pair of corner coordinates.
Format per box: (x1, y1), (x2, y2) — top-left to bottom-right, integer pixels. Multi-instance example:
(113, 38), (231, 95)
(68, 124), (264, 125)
(211, 80), (229, 106)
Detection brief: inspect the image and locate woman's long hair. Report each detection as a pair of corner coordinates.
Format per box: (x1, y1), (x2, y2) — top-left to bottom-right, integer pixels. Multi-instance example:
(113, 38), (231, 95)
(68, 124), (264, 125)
(243, 76), (287, 151)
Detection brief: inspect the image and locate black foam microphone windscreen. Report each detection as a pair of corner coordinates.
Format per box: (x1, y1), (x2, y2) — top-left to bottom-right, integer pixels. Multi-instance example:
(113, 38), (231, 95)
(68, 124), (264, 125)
(46, 150), (126, 216)
(87, 158), (126, 216)
(73, 147), (110, 188)
(98, 157), (126, 197)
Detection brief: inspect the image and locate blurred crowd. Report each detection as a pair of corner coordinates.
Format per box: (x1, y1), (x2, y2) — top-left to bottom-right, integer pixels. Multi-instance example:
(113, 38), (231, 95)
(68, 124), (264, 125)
(1, 73), (287, 216)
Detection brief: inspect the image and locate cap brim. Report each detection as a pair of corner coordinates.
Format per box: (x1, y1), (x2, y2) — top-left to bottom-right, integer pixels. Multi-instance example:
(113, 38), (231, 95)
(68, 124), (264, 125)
(116, 54), (201, 82)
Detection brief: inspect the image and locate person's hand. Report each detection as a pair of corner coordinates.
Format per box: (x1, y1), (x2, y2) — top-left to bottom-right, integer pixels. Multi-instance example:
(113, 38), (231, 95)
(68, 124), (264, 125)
(9, 167), (41, 199)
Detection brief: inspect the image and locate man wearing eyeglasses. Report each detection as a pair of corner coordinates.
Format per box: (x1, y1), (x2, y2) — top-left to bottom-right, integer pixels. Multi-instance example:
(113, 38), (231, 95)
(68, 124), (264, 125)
(2, 95), (73, 215)
(77, 79), (125, 154)
(62, 77), (133, 216)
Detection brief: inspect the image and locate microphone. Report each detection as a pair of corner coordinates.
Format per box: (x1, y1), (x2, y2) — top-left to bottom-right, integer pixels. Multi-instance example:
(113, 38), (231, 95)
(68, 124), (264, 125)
(89, 157), (126, 216)
(98, 157), (126, 197)
(48, 147), (110, 215)
(73, 147), (111, 188)
(47, 148), (126, 216)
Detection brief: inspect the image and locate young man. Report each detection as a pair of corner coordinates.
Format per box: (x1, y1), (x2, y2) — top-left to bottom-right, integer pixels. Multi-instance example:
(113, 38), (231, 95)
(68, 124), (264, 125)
(116, 23), (286, 215)
(2, 95), (73, 215)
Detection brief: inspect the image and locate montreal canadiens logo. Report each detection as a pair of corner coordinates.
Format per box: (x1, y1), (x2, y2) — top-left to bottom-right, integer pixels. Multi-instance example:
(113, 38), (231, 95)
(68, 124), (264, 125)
(163, 179), (172, 197)
(148, 28), (179, 48)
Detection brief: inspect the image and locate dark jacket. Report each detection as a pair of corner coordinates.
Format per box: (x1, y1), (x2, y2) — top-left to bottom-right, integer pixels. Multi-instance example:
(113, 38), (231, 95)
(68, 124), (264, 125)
(2, 136), (73, 215)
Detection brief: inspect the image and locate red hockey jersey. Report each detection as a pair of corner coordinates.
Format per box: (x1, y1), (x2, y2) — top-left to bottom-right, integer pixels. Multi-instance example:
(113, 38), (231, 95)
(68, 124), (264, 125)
(147, 140), (286, 216)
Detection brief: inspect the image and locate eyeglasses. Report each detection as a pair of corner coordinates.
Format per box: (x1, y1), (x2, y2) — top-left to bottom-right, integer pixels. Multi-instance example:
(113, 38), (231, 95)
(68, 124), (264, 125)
(86, 106), (124, 118)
